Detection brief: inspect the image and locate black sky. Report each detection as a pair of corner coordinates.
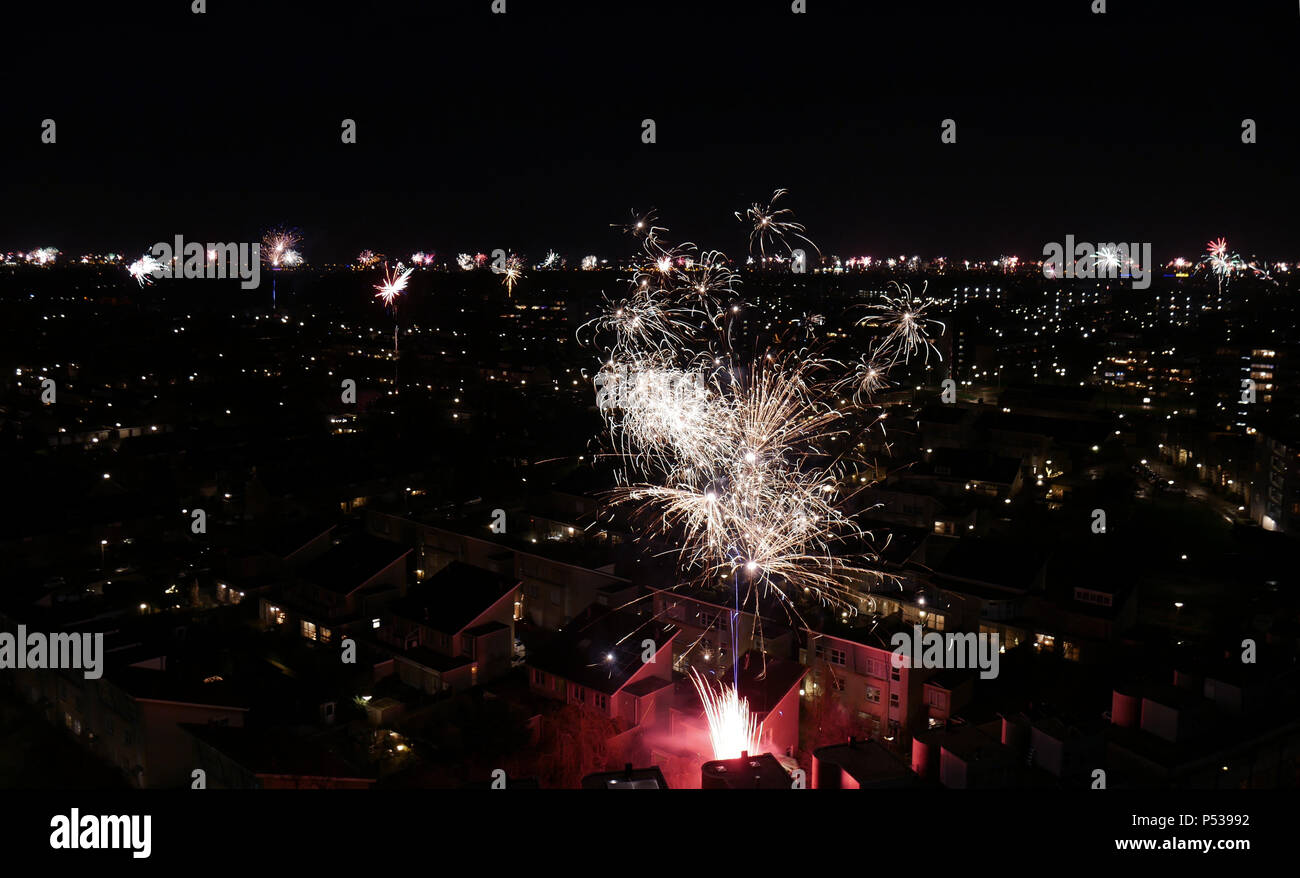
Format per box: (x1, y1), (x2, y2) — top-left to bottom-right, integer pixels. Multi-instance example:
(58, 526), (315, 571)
(2, 0), (1297, 259)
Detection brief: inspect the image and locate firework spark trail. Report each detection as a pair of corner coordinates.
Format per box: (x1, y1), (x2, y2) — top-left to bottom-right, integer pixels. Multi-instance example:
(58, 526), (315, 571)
(689, 668), (762, 760)
(735, 188), (820, 260)
(859, 280), (946, 366)
(456, 253), (476, 271)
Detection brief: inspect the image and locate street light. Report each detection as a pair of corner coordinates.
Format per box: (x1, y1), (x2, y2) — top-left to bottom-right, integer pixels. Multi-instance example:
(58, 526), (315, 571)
(100, 539), (108, 570)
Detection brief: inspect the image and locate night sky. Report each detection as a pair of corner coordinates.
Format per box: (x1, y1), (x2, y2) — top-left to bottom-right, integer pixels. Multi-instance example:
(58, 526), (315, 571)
(3, 0), (1297, 259)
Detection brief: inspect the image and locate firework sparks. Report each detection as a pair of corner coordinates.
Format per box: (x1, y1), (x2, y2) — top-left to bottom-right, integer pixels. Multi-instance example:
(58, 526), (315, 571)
(834, 345), (893, 405)
(609, 353), (881, 614)
(595, 356), (726, 474)
(493, 254), (524, 295)
(1205, 237), (1242, 278)
(579, 289), (708, 357)
(584, 207), (913, 673)
(678, 249), (739, 310)
(859, 281), (946, 365)
(373, 262), (412, 308)
(735, 188), (819, 259)
(456, 253), (476, 271)
(357, 249), (381, 269)
(127, 254), (165, 286)
(374, 262), (411, 387)
(690, 669), (762, 760)
(581, 255), (599, 270)
(1095, 246), (1121, 275)
(613, 208), (667, 242)
(261, 229), (301, 268)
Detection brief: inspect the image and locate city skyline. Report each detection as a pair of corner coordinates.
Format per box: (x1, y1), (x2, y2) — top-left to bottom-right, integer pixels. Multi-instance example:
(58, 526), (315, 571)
(0, 7), (1297, 863)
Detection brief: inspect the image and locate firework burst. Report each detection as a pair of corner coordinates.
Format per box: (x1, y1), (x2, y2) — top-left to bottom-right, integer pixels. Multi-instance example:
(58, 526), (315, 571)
(1205, 237), (1242, 278)
(127, 254), (166, 287)
(373, 262), (412, 309)
(373, 262), (412, 388)
(493, 254), (524, 295)
(1095, 246), (1121, 276)
(859, 281), (946, 365)
(584, 206), (918, 703)
(580, 290), (707, 357)
(735, 188), (820, 259)
(613, 208), (668, 242)
(834, 344), (893, 405)
(595, 355), (727, 474)
(677, 248), (739, 312)
(261, 229), (301, 268)
(608, 352), (881, 615)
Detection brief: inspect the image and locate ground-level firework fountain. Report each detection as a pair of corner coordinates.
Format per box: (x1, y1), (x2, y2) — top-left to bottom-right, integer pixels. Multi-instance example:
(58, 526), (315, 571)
(689, 668), (762, 760)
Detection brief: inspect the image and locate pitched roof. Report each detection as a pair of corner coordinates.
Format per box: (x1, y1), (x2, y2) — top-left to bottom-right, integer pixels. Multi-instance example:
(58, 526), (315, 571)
(389, 561), (517, 634)
(299, 534), (410, 596)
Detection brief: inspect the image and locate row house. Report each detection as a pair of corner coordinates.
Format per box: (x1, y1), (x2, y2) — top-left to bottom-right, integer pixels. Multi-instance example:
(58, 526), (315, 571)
(803, 615), (942, 744)
(379, 561), (520, 694)
(366, 510), (633, 630)
(525, 604), (676, 732)
(258, 534), (411, 645)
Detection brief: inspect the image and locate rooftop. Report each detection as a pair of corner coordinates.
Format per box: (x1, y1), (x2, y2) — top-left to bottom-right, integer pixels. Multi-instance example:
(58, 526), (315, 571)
(389, 561), (518, 634)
